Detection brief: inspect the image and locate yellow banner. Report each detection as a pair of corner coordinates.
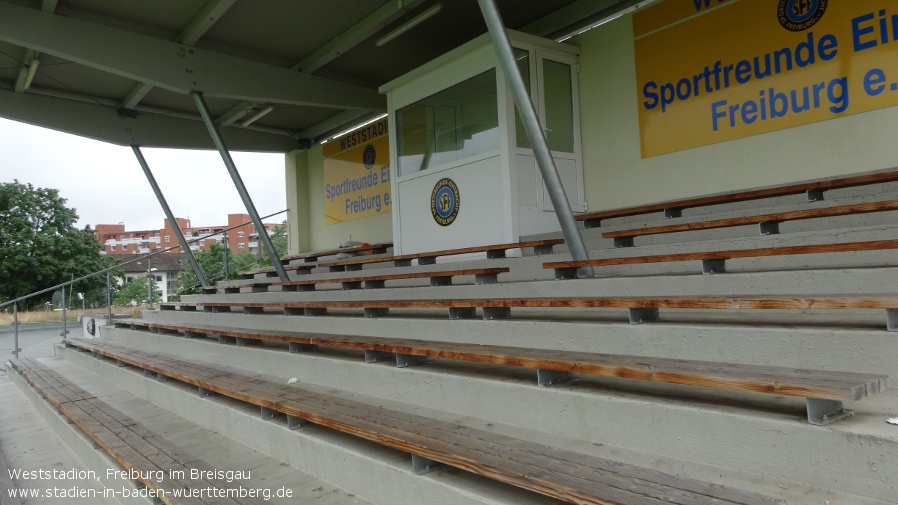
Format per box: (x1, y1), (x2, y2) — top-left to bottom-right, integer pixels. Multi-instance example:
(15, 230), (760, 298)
(323, 118), (391, 224)
(635, 0), (898, 157)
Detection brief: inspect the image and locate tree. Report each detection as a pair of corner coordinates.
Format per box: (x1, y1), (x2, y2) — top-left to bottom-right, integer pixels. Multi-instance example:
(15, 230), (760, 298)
(114, 277), (159, 307)
(0, 180), (112, 309)
(260, 222), (288, 267)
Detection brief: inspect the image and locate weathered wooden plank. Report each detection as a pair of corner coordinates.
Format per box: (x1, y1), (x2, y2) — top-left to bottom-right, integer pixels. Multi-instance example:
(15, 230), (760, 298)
(575, 167), (898, 224)
(544, 239), (898, 269)
(602, 200), (898, 239)
(318, 239), (564, 269)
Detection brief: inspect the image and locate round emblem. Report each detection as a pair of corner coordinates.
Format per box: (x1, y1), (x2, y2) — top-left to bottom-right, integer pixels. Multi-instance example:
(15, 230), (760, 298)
(362, 145), (376, 169)
(430, 178), (460, 226)
(777, 0), (827, 31)
(87, 317), (96, 337)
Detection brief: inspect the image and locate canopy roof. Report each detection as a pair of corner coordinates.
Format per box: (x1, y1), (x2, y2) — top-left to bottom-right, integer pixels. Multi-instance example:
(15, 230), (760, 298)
(0, 0), (640, 152)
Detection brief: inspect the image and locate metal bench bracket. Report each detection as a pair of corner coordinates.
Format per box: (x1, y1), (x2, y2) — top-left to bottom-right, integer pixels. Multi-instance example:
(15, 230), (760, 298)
(412, 454), (443, 475)
(806, 398), (853, 425)
(287, 415), (312, 430)
(664, 207), (682, 218)
(288, 343), (318, 353)
(304, 308), (328, 316)
(346, 264), (363, 272)
(342, 281), (363, 290)
(260, 406), (276, 420)
(430, 276), (452, 286)
(396, 354), (428, 368)
(583, 218), (601, 228)
(475, 273), (499, 284)
(629, 308), (661, 324)
(533, 244), (555, 256)
(364, 280), (386, 289)
(243, 306), (263, 314)
(365, 350), (394, 363)
(236, 338), (262, 347)
(886, 309), (898, 331)
(759, 221), (780, 235)
(483, 307), (511, 320)
(418, 256), (437, 265)
(614, 237), (634, 248)
(486, 249), (507, 259)
(806, 188), (825, 201)
(554, 267), (579, 280)
(537, 369), (575, 387)
(701, 259), (727, 275)
(449, 307), (476, 319)
(394, 259), (412, 267)
(329, 265), (346, 273)
(217, 335), (237, 344)
(364, 308), (389, 318)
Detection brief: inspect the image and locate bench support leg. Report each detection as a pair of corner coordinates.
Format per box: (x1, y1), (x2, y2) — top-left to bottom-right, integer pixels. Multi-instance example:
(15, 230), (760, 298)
(116, 360), (127, 368)
(554, 267), (579, 280)
(758, 221), (780, 235)
(449, 307), (477, 319)
(198, 387), (216, 398)
(304, 308), (328, 316)
(157, 373), (167, 382)
(613, 237), (634, 248)
(365, 350), (394, 363)
(483, 307), (511, 320)
(364, 280), (386, 289)
(474, 273), (499, 285)
(412, 454), (443, 475)
(236, 338), (263, 347)
(394, 259), (413, 267)
(583, 218), (601, 228)
(701, 259), (727, 275)
(180, 304), (197, 312)
(218, 336), (237, 344)
(664, 207), (682, 218)
(486, 249), (506, 259)
(329, 265), (347, 273)
(342, 281), (363, 290)
(886, 309), (898, 331)
(261, 406), (276, 420)
(251, 285), (270, 293)
(143, 369), (154, 377)
(396, 354), (428, 368)
(224, 287), (240, 294)
(296, 284), (316, 292)
(346, 264), (363, 272)
(243, 307), (264, 314)
(364, 308), (389, 318)
(629, 308), (661, 324)
(430, 276), (452, 286)
(283, 307), (304, 316)
(289, 343), (318, 353)
(537, 369), (575, 387)
(184, 331), (206, 339)
(806, 398), (853, 425)
(287, 415), (311, 430)
(533, 244), (555, 256)
(806, 188), (825, 201)
(418, 256), (437, 265)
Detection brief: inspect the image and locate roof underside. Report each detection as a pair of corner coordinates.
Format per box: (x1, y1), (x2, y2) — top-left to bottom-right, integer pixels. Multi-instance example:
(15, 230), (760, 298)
(0, 0), (642, 152)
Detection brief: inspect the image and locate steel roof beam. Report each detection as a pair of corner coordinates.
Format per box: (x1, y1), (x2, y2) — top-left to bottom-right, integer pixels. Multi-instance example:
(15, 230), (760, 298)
(0, 87), (301, 151)
(217, 0), (422, 127)
(0, 2), (384, 110)
(121, 0), (237, 109)
(12, 0), (58, 93)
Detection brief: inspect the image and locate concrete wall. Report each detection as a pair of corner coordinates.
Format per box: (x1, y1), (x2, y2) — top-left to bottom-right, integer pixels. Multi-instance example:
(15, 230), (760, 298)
(570, 14), (898, 213)
(285, 145), (393, 255)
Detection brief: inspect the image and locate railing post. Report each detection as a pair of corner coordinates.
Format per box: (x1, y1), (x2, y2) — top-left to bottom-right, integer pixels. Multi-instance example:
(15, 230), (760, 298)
(476, 0), (594, 277)
(107, 271), (112, 325)
(61, 284), (67, 340)
(13, 303), (19, 359)
(192, 91), (291, 283)
(147, 258), (154, 310)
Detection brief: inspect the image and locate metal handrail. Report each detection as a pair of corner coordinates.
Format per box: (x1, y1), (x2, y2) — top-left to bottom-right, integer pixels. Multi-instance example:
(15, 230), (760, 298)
(2, 209), (287, 358)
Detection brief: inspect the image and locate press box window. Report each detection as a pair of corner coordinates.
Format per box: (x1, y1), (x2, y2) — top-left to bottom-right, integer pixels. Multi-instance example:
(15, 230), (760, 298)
(396, 69), (499, 177)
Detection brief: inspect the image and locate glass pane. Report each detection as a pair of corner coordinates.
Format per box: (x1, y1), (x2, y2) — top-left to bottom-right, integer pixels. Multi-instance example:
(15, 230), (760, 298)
(543, 59), (574, 153)
(397, 70), (499, 176)
(513, 48), (532, 149)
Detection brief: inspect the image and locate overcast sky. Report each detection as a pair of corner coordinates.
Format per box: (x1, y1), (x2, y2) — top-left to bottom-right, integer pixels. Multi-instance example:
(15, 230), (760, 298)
(0, 117), (288, 232)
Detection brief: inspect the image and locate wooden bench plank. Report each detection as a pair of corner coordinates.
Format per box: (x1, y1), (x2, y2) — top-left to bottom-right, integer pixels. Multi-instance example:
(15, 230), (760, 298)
(281, 241), (392, 263)
(64, 337), (783, 505)
(575, 168), (898, 227)
(10, 357), (265, 505)
(218, 267), (509, 293)
(317, 239), (563, 271)
(601, 200), (898, 241)
(544, 239), (898, 277)
(116, 320), (887, 410)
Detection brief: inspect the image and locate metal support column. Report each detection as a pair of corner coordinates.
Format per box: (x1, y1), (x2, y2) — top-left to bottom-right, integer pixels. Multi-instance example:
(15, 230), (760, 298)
(13, 303), (19, 358)
(132, 145), (209, 288)
(192, 91), (290, 282)
(477, 0), (593, 277)
(106, 272), (112, 325)
(147, 258), (154, 310)
(61, 284), (67, 339)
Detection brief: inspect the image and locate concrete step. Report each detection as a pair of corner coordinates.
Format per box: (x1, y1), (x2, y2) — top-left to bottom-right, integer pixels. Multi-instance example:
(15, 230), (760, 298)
(90, 327), (898, 505)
